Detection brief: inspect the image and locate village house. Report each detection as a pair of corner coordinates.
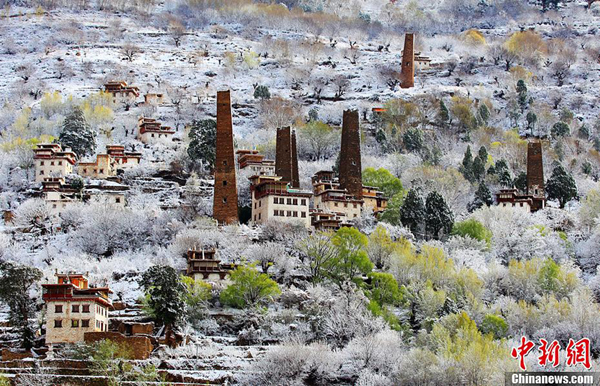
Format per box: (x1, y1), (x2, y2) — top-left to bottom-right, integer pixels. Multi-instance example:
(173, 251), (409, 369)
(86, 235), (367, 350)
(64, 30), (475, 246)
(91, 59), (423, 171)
(236, 149), (275, 176)
(496, 188), (535, 212)
(42, 177), (80, 217)
(137, 117), (175, 144)
(143, 93), (165, 105)
(42, 178), (127, 217)
(106, 145), (142, 171)
(250, 175), (312, 228)
(42, 273), (112, 346)
(77, 154), (116, 179)
(103, 81), (140, 104)
(312, 171), (363, 220)
(185, 248), (234, 281)
(362, 186), (388, 215)
(34, 143), (77, 183)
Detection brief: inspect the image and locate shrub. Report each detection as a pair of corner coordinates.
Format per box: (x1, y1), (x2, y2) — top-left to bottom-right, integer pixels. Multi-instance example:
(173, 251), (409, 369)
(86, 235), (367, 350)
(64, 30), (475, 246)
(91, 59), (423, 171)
(220, 265), (280, 308)
(452, 219), (492, 246)
(479, 314), (508, 339)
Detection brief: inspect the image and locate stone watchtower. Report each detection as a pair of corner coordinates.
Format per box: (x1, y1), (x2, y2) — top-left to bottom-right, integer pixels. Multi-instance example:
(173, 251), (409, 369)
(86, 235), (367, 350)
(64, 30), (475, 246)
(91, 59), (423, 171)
(275, 127), (300, 188)
(400, 33), (415, 89)
(213, 91), (239, 224)
(339, 110), (363, 199)
(527, 141), (546, 211)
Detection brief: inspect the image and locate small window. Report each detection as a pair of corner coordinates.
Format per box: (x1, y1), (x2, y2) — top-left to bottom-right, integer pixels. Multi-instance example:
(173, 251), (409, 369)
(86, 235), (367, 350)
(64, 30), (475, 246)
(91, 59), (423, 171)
(301, 212), (306, 218)
(115, 197), (121, 204)
(287, 198), (292, 205)
(334, 202), (338, 207)
(293, 199), (298, 205)
(151, 134), (155, 137)
(258, 213), (261, 220)
(353, 204), (357, 208)
(287, 211), (291, 217)
(301, 199), (306, 206)
(40, 171), (44, 175)
(72, 305), (80, 313)
(222, 197), (227, 204)
(82, 319), (90, 328)
(55, 305), (63, 313)
(59, 161), (62, 165)
(293, 211), (298, 217)
(259, 200), (261, 207)
(71, 319), (79, 328)
(40, 161), (45, 166)
(273, 197), (278, 204)
(223, 160), (227, 166)
(52, 204), (57, 209)
(223, 180), (227, 186)
(344, 203), (348, 208)
(99, 169), (104, 174)
(254, 202), (257, 209)
(83, 169), (87, 173)
(82, 305), (90, 313)
(54, 320), (62, 328)
(51, 161), (55, 166)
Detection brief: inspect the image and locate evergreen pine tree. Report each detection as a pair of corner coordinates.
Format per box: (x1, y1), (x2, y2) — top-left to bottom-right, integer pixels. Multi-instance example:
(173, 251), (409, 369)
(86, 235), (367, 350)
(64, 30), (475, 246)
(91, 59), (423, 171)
(478, 104), (490, 125)
(472, 156), (486, 181)
(469, 183), (493, 212)
(478, 146), (488, 162)
(59, 106), (96, 157)
(0, 262), (42, 349)
(494, 159), (513, 187)
(188, 119), (217, 171)
(425, 191), (454, 240)
(439, 100), (450, 126)
(526, 112), (537, 135)
(460, 146), (474, 182)
(400, 188), (426, 239)
(514, 172), (528, 193)
(546, 164), (577, 208)
(516, 79), (528, 112)
(139, 265), (186, 330)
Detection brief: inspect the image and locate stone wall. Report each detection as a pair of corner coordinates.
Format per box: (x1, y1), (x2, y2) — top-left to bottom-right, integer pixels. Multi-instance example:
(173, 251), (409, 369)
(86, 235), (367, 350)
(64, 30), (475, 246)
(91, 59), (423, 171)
(339, 110), (363, 199)
(213, 90), (239, 224)
(84, 332), (154, 360)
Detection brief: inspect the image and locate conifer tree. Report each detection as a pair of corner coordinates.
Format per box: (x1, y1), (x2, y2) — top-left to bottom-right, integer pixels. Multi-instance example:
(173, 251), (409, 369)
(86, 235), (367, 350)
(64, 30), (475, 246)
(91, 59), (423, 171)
(59, 106), (96, 157)
(425, 191), (454, 240)
(469, 183), (494, 212)
(546, 164), (577, 208)
(400, 188), (426, 238)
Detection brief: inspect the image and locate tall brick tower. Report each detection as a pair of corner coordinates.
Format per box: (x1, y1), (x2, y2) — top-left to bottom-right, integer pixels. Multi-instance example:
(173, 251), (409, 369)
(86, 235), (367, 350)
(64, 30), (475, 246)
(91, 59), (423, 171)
(291, 130), (300, 188)
(276, 127), (293, 183)
(527, 141), (546, 211)
(339, 110), (362, 199)
(213, 91), (238, 224)
(400, 33), (415, 89)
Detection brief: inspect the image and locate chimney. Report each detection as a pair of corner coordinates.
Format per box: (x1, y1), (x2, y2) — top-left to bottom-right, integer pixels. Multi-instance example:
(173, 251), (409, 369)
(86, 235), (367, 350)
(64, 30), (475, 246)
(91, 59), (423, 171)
(400, 33), (415, 89)
(339, 110), (363, 199)
(212, 90), (239, 225)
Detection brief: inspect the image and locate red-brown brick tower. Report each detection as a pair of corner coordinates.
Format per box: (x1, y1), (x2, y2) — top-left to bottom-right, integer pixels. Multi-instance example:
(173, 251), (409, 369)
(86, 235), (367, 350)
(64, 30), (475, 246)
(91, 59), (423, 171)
(291, 130), (300, 188)
(276, 127), (293, 184)
(339, 110), (363, 199)
(400, 33), (415, 89)
(527, 141), (545, 211)
(213, 91), (238, 224)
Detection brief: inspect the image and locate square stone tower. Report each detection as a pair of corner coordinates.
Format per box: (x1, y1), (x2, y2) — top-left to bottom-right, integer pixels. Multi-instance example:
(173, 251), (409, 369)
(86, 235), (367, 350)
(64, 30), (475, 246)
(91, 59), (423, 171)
(276, 127), (293, 184)
(400, 33), (415, 89)
(527, 141), (544, 199)
(213, 91), (239, 224)
(339, 110), (363, 199)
